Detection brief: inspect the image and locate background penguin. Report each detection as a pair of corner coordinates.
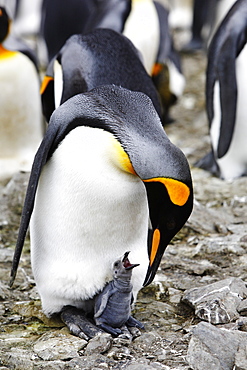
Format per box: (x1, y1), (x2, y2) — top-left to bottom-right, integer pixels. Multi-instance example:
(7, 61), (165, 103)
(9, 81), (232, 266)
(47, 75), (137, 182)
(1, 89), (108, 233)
(94, 251), (144, 337)
(40, 0), (95, 62)
(0, 6), (43, 181)
(10, 85), (193, 339)
(40, 28), (162, 123)
(196, 0), (247, 180)
(151, 0), (185, 123)
(40, 0), (184, 124)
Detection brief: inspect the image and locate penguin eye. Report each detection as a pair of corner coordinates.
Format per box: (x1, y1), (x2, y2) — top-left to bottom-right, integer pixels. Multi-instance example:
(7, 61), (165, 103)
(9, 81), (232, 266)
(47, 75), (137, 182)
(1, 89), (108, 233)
(114, 262), (119, 268)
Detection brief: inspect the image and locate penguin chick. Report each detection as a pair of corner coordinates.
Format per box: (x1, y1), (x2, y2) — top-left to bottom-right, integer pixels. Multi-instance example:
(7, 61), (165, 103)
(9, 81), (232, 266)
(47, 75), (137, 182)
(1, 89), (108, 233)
(94, 251), (144, 337)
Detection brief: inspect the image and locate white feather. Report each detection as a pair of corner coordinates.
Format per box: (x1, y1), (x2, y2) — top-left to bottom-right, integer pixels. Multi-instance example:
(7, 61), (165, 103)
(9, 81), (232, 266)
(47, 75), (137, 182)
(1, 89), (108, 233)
(30, 127), (149, 316)
(123, 0), (160, 74)
(0, 52), (43, 180)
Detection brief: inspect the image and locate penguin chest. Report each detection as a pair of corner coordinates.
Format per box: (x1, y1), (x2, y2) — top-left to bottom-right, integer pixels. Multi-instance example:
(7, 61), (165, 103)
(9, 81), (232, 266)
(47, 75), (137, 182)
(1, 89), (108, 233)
(0, 51), (43, 178)
(123, 0), (160, 74)
(30, 126), (149, 313)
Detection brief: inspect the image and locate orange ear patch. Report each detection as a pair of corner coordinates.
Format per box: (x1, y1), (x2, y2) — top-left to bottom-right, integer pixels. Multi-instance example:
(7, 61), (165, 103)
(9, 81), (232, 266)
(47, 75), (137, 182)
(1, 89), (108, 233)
(150, 228), (160, 266)
(144, 177), (190, 206)
(40, 75), (54, 94)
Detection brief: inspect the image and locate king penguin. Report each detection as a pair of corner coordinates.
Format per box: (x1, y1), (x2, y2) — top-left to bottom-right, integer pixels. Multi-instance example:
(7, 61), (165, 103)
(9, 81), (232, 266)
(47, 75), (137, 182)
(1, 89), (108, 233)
(0, 6), (43, 181)
(40, 28), (162, 123)
(10, 85), (193, 339)
(40, 0), (184, 125)
(196, 0), (247, 180)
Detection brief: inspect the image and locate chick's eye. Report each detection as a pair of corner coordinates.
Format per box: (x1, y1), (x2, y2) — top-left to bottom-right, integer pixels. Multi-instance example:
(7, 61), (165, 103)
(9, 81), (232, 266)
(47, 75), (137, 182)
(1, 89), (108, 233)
(114, 262), (119, 267)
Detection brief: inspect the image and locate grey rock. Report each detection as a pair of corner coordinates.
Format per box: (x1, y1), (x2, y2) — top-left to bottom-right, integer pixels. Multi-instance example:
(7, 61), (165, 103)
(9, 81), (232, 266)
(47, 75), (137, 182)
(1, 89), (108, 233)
(0, 281), (10, 300)
(238, 299), (247, 316)
(132, 332), (161, 352)
(107, 345), (132, 360)
(183, 278), (247, 324)
(124, 361), (170, 370)
(187, 322), (247, 370)
(61, 355), (114, 369)
(84, 332), (113, 355)
(187, 199), (229, 234)
(0, 348), (34, 370)
(235, 342), (247, 370)
(34, 361), (66, 370)
(33, 329), (87, 360)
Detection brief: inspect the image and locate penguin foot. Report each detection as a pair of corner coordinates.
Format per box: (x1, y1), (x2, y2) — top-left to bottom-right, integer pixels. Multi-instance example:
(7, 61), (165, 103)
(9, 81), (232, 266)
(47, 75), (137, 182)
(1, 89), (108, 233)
(61, 305), (104, 340)
(126, 315), (145, 330)
(194, 150), (220, 177)
(97, 323), (122, 337)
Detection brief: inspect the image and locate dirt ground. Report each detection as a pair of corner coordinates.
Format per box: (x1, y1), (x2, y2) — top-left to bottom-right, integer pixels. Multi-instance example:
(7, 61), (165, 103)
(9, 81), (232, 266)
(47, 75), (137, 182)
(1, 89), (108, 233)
(0, 37), (247, 369)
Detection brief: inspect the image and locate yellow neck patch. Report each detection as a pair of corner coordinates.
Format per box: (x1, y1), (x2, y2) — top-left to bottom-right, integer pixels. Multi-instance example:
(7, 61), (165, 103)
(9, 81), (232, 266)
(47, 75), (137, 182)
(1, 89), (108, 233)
(144, 177), (190, 206)
(0, 45), (17, 60)
(111, 138), (136, 175)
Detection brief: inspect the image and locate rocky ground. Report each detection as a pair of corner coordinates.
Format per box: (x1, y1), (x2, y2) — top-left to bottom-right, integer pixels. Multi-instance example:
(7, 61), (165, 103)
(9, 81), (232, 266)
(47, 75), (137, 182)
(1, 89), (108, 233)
(1, 41), (247, 369)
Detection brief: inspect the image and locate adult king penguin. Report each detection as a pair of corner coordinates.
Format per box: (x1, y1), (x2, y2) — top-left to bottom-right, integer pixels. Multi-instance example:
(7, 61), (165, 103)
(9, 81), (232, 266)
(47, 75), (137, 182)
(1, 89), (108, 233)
(196, 0), (247, 180)
(0, 6), (43, 181)
(40, 0), (184, 125)
(10, 85), (193, 339)
(40, 28), (162, 123)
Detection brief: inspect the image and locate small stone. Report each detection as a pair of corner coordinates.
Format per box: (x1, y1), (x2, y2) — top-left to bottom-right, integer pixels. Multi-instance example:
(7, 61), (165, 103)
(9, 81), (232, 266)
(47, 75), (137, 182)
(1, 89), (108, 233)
(84, 332), (112, 355)
(235, 342), (247, 370)
(187, 321), (247, 370)
(237, 299), (247, 316)
(33, 329), (87, 360)
(168, 287), (182, 304)
(183, 277), (247, 324)
(107, 345), (132, 360)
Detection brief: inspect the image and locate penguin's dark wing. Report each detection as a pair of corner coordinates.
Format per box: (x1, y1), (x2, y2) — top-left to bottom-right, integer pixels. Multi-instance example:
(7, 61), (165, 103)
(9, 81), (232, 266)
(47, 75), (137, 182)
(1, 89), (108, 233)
(10, 113), (61, 286)
(206, 0), (247, 158)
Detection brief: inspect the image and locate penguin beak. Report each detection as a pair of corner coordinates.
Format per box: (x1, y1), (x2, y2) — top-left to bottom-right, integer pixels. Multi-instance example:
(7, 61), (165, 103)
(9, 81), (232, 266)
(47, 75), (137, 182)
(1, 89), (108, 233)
(122, 251), (139, 270)
(125, 263), (140, 270)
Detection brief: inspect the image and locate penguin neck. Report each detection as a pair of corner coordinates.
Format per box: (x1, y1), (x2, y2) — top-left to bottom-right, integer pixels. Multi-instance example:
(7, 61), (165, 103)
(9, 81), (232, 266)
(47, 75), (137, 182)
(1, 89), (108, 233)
(114, 277), (132, 292)
(0, 44), (16, 59)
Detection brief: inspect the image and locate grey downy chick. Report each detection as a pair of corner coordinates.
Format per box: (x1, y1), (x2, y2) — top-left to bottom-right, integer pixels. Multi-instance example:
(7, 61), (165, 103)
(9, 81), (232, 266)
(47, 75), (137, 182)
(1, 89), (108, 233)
(94, 251), (144, 336)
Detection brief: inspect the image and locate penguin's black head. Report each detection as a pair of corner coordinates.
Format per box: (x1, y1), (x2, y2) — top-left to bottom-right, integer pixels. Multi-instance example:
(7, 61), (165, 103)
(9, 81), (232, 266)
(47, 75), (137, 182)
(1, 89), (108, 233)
(0, 7), (10, 43)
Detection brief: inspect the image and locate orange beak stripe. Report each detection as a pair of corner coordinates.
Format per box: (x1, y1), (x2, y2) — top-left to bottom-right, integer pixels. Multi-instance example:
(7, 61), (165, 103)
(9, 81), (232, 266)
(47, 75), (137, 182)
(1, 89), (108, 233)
(150, 228), (160, 266)
(143, 177), (190, 206)
(40, 75), (54, 95)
